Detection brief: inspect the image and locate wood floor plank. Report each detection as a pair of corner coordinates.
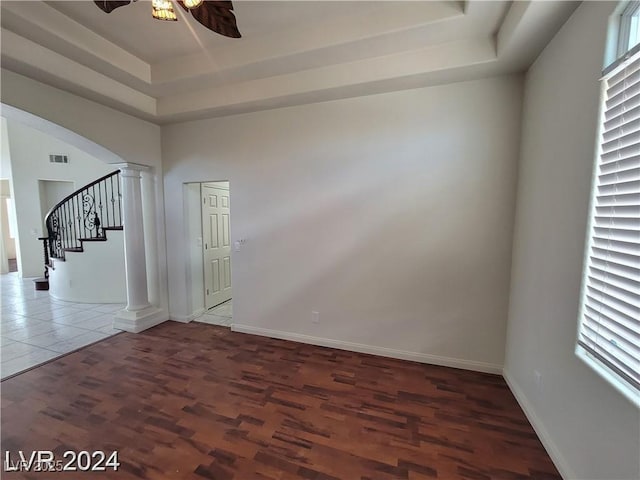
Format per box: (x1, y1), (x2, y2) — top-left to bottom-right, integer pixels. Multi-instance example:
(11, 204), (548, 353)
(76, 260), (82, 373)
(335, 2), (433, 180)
(1, 322), (560, 479)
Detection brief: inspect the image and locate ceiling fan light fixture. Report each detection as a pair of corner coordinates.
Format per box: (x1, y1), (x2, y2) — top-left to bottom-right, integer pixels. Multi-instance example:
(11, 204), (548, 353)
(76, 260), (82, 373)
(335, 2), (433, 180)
(182, 0), (203, 9)
(152, 0), (177, 21)
(94, 0), (240, 37)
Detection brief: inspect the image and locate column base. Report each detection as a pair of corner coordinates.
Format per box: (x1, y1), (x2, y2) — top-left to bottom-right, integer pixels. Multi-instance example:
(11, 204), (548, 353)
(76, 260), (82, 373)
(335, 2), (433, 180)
(113, 306), (168, 333)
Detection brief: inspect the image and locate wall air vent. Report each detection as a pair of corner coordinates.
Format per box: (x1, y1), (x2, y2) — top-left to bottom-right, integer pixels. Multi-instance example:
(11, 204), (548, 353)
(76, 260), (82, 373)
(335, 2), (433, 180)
(49, 154), (69, 164)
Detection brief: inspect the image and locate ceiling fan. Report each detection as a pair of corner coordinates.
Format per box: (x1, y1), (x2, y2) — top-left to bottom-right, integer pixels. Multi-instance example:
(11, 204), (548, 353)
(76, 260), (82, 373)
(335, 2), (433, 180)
(94, 0), (241, 38)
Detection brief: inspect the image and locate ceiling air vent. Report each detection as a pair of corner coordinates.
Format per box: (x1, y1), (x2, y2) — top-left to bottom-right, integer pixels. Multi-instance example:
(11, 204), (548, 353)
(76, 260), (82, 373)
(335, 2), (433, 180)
(49, 154), (69, 164)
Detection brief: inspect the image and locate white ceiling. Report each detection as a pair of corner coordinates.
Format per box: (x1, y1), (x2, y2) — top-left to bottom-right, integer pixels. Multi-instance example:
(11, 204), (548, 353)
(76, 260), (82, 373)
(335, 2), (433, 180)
(0, 1), (579, 124)
(48, 1), (378, 62)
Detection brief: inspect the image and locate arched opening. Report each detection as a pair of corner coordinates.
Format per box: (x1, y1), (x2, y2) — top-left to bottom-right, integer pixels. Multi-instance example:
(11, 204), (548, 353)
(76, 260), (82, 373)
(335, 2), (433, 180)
(1, 104), (126, 284)
(0, 104), (165, 379)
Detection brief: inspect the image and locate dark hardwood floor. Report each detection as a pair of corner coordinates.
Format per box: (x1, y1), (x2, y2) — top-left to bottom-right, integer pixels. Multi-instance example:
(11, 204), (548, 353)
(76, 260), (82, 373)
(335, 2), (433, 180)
(1, 322), (560, 479)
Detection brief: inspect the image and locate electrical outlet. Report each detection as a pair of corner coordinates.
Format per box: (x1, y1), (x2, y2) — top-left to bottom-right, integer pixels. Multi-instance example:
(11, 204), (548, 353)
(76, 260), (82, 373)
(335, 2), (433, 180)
(311, 311), (320, 324)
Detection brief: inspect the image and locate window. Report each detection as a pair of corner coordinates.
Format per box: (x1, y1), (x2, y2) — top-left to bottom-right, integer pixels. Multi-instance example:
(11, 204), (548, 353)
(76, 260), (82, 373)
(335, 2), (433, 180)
(575, 3), (640, 408)
(618, 1), (640, 56)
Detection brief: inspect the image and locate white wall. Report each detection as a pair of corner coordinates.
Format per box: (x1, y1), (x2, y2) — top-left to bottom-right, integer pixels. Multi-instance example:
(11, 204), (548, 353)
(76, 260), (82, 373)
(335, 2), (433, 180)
(504, 3), (640, 480)
(0, 118), (17, 272)
(1, 70), (168, 314)
(5, 119), (114, 278)
(1, 70), (160, 169)
(0, 179), (16, 259)
(163, 75), (523, 372)
(0, 117), (11, 178)
(49, 230), (125, 304)
(0, 179), (16, 273)
(38, 180), (74, 231)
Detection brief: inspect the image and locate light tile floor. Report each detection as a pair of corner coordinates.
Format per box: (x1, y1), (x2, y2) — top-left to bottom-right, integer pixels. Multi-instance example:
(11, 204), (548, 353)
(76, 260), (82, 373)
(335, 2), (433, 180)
(1, 273), (123, 379)
(195, 299), (233, 327)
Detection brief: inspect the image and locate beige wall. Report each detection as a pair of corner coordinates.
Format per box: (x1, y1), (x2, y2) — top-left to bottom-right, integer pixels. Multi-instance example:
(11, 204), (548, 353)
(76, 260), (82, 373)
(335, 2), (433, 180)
(163, 75), (523, 371)
(504, 2), (640, 479)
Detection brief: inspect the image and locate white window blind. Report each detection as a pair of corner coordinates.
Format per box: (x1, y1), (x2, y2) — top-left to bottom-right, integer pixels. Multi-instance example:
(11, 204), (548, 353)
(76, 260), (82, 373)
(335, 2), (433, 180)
(577, 50), (640, 397)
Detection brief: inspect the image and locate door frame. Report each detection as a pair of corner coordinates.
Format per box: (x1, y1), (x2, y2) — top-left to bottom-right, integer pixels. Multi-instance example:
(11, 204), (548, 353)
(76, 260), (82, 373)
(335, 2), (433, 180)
(182, 180), (234, 319)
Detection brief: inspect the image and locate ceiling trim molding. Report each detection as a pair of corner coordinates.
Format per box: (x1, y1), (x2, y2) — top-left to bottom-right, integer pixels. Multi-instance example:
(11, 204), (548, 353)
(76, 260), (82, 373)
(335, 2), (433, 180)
(1, 29), (157, 117)
(0, 1), (579, 124)
(1, 1), (150, 82)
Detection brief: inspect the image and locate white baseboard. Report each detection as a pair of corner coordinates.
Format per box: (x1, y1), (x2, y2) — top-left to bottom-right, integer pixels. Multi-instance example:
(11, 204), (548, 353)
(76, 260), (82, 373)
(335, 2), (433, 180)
(502, 369), (574, 480)
(230, 324), (503, 374)
(169, 308), (205, 323)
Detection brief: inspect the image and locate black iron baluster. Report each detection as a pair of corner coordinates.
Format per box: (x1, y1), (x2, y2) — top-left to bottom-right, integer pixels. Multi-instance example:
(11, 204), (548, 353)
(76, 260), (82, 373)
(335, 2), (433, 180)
(72, 202), (75, 246)
(53, 211), (59, 258)
(56, 210), (60, 257)
(117, 173), (122, 227)
(50, 212), (56, 258)
(75, 194), (80, 240)
(83, 188), (88, 239)
(68, 201), (73, 248)
(59, 205), (64, 254)
(61, 204), (67, 253)
(47, 213), (53, 259)
(97, 181), (103, 236)
(67, 202), (73, 249)
(92, 184), (97, 237)
(42, 237), (49, 278)
(76, 193), (82, 242)
(76, 194), (80, 242)
(64, 203), (68, 250)
(104, 176), (110, 228)
(37, 236), (50, 290)
(56, 207), (62, 254)
(59, 208), (63, 255)
(71, 192), (77, 245)
(65, 202), (69, 249)
(110, 175), (115, 228)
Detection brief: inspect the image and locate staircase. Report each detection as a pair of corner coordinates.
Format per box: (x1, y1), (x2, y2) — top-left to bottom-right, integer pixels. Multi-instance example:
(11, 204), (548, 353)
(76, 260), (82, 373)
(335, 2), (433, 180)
(36, 170), (123, 291)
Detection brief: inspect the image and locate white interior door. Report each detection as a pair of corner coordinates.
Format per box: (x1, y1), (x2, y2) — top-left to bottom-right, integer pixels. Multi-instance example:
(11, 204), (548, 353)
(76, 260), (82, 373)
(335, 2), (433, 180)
(201, 183), (232, 309)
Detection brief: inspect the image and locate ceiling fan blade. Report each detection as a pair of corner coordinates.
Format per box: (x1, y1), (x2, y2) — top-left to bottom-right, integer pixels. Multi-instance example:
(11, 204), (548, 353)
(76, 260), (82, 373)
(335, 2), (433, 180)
(94, 1), (132, 14)
(189, 1), (241, 38)
(176, 0), (189, 13)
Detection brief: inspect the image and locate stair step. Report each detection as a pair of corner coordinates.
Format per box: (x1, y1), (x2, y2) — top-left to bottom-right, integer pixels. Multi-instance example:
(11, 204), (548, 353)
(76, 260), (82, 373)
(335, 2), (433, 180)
(63, 247), (83, 253)
(33, 277), (49, 291)
(79, 237), (107, 242)
(103, 226), (123, 231)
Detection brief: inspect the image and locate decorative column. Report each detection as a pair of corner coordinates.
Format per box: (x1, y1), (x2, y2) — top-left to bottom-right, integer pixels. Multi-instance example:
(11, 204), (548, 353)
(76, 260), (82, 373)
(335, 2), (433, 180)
(141, 169), (160, 308)
(113, 162), (165, 333)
